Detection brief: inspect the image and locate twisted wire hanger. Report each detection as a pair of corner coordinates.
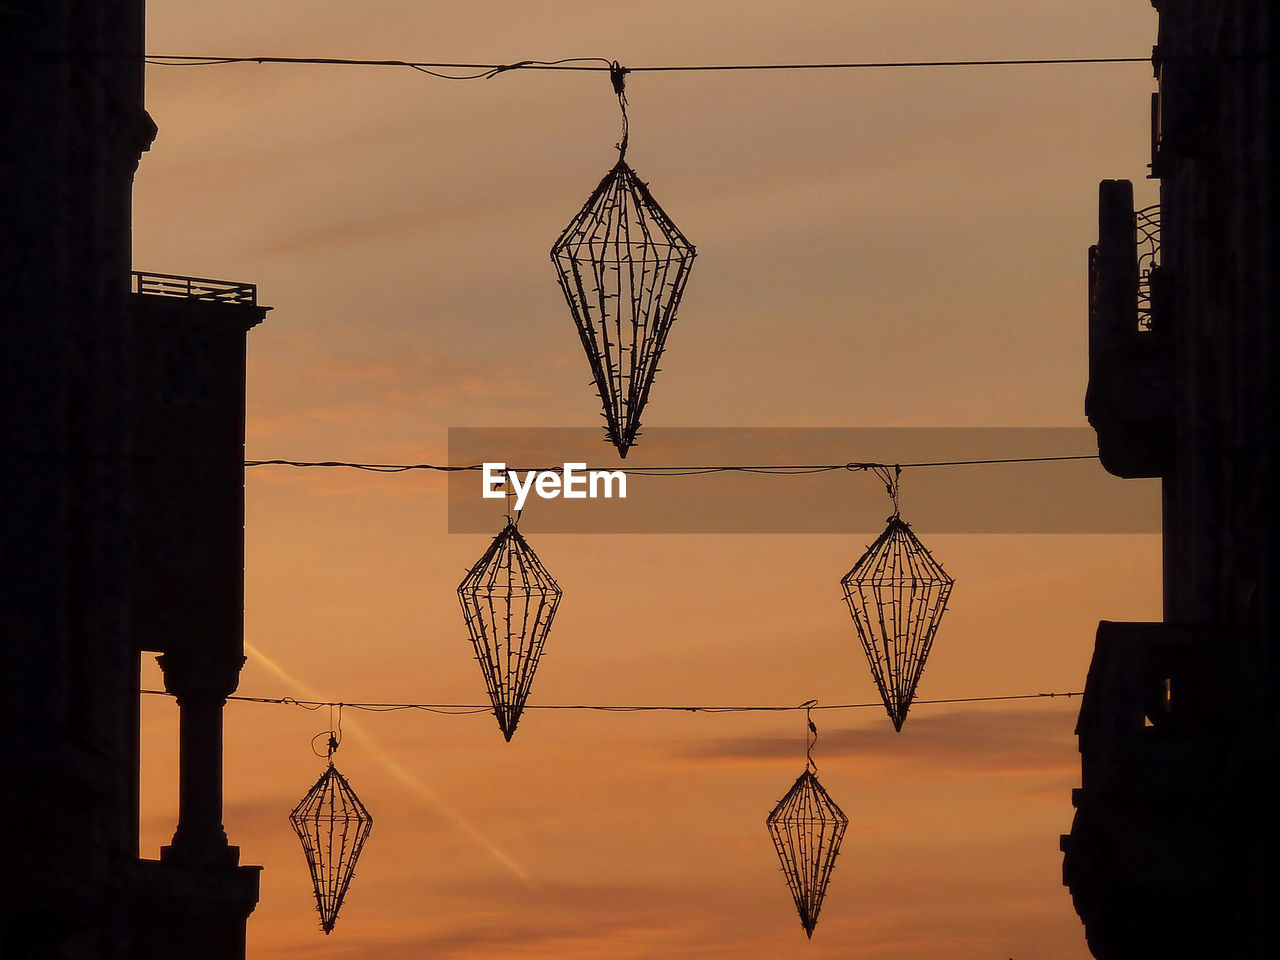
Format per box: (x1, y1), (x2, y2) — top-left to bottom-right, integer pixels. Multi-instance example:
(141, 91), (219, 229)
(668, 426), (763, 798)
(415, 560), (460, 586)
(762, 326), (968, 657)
(870, 464), (902, 517)
(803, 699), (819, 774)
(610, 61), (630, 159)
(310, 703), (344, 763)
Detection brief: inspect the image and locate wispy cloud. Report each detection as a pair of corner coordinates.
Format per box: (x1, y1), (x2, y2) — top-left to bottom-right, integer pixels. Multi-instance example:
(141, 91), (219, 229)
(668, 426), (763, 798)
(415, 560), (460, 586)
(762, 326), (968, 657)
(674, 706), (1079, 777)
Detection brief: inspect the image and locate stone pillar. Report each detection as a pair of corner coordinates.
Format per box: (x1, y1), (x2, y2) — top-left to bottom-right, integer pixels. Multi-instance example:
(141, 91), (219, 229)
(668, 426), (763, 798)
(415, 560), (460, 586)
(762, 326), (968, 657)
(157, 652), (245, 867)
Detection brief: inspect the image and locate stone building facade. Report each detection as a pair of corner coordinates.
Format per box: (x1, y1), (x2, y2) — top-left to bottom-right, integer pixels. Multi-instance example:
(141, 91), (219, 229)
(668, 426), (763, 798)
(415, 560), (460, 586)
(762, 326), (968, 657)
(1065, 1), (1274, 956)
(2, 3), (264, 956)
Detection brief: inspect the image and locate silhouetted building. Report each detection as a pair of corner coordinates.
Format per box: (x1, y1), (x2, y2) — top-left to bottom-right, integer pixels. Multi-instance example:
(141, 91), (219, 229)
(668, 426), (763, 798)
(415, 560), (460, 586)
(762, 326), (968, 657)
(1064, 1), (1274, 957)
(2, 3), (265, 958)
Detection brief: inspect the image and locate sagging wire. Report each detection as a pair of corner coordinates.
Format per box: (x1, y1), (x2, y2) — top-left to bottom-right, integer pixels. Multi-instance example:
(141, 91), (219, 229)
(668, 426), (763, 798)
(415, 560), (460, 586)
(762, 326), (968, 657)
(141, 689), (1081, 714)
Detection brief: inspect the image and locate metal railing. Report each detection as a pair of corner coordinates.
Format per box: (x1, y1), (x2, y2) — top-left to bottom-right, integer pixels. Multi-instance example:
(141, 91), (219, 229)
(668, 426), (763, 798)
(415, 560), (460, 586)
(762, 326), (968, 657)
(131, 270), (257, 305)
(1134, 205), (1160, 333)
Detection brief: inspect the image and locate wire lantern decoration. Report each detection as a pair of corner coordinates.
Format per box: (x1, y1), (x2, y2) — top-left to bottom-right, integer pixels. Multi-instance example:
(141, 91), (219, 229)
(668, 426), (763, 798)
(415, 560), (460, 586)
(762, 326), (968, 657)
(550, 63), (696, 457)
(766, 701), (849, 938)
(841, 466), (954, 731)
(289, 708), (374, 935)
(458, 517), (563, 741)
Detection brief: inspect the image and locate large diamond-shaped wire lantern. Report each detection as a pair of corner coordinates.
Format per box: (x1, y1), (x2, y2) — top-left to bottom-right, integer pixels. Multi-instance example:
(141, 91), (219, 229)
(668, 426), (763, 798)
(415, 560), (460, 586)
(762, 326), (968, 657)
(767, 716), (849, 940)
(290, 763), (373, 934)
(458, 520), (562, 741)
(551, 159), (696, 457)
(841, 514), (954, 731)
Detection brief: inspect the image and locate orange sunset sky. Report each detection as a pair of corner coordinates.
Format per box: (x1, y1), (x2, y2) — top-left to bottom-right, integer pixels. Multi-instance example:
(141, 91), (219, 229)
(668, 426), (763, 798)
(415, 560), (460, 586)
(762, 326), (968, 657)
(135, 1), (1161, 957)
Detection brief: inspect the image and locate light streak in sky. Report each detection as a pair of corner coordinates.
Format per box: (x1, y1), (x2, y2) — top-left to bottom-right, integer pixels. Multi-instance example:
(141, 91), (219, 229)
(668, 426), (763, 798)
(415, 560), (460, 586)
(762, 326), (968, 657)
(244, 640), (533, 884)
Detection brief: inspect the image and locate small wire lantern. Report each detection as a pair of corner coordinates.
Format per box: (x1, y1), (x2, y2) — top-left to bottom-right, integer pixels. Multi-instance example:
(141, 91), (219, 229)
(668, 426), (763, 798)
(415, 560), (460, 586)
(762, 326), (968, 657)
(550, 64), (696, 457)
(766, 702), (848, 938)
(458, 519), (562, 741)
(289, 717), (373, 934)
(841, 467), (954, 731)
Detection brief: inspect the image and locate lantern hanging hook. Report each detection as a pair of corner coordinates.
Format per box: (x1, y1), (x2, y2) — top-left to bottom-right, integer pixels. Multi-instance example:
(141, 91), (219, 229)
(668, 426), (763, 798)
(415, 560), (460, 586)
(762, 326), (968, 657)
(610, 61), (630, 160)
(311, 703), (344, 764)
(801, 699), (819, 773)
(871, 464), (902, 518)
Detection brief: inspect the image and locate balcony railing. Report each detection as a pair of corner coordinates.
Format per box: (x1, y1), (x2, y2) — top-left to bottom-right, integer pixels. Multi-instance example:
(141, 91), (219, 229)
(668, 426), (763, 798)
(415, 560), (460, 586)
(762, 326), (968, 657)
(131, 271), (257, 306)
(1087, 182), (1171, 479)
(1135, 205), (1160, 333)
